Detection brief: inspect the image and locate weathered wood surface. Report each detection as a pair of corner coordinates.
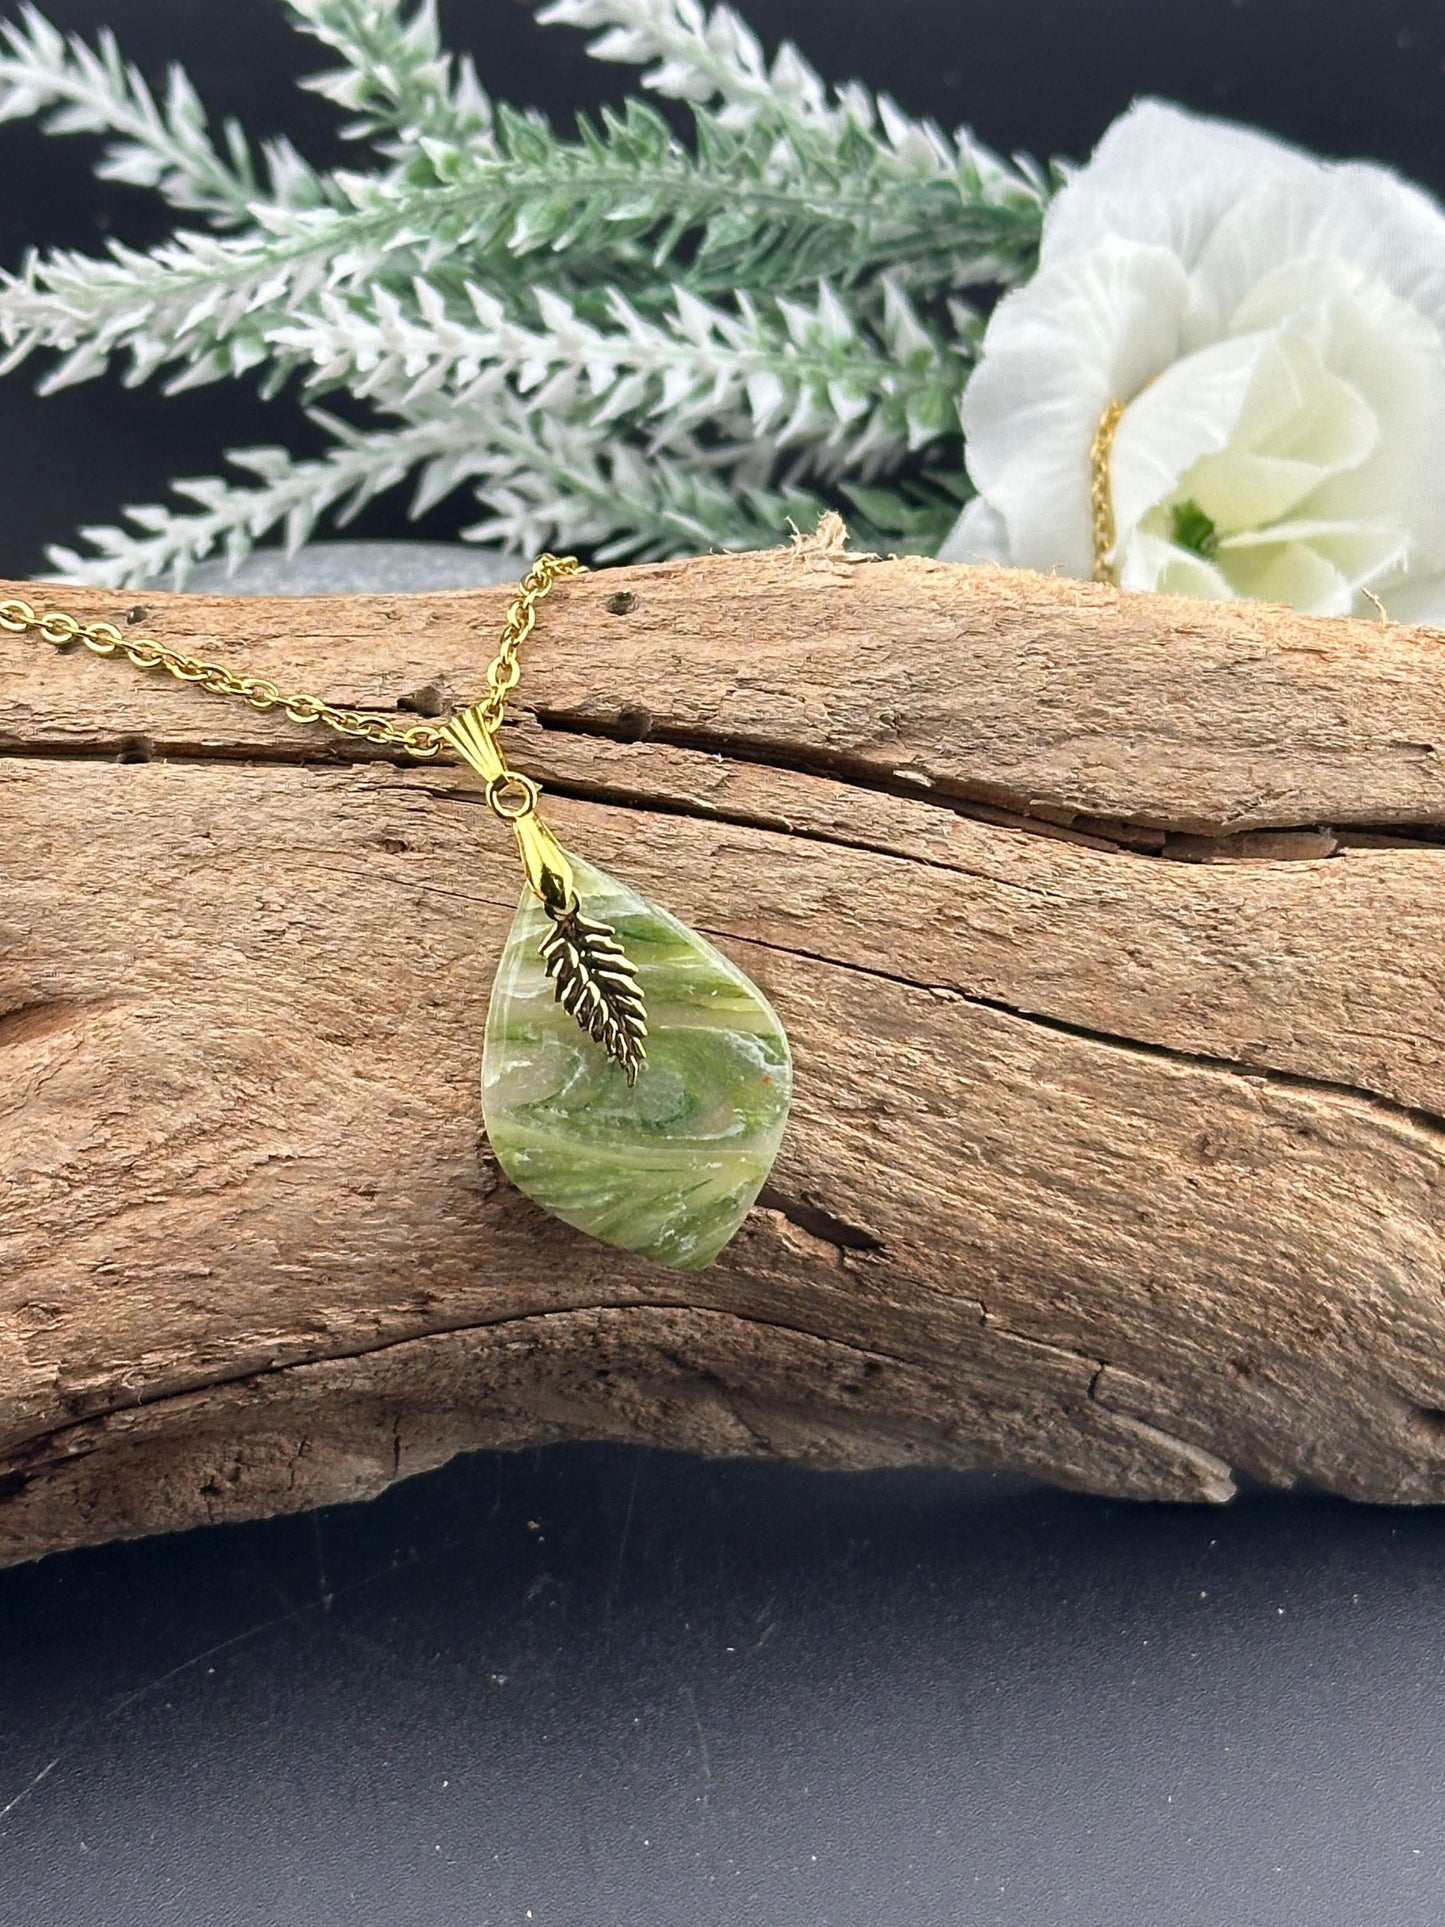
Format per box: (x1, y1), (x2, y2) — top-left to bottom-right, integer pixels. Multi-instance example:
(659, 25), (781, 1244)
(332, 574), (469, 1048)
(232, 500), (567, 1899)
(7, 544), (1445, 1565)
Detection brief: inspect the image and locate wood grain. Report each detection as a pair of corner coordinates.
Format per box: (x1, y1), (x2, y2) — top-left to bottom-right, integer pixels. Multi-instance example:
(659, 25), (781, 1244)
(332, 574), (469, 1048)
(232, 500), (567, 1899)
(5, 547), (1445, 1563)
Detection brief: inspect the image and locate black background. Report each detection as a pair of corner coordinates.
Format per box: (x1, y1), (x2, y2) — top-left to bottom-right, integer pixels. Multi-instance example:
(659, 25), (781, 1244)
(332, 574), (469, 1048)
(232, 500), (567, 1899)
(7, 6), (1445, 1924)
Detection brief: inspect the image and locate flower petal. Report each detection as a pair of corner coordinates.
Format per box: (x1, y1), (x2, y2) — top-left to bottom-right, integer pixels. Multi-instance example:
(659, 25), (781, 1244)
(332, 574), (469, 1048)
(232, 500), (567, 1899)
(1215, 538), (1353, 615)
(1119, 528), (1234, 599)
(1190, 165), (1445, 345)
(1041, 99), (1314, 271)
(963, 237), (1190, 576)
(1185, 337), (1379, 530)
(937, 495), (1009, 565)
(1220, 516), (1410, 593)
(1109, 330), (1273, 541)
(948, 97), (1445, 618)
(1250, 265), (1445, 562)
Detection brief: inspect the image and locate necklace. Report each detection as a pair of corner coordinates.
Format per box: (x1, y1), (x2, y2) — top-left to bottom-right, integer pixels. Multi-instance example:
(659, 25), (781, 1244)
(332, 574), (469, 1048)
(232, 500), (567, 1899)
(1, 556), (792, 1271)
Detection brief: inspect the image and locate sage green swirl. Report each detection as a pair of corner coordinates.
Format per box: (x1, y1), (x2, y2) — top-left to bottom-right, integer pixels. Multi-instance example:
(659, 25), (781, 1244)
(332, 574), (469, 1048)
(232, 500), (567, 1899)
(482, 855), (792, 1270)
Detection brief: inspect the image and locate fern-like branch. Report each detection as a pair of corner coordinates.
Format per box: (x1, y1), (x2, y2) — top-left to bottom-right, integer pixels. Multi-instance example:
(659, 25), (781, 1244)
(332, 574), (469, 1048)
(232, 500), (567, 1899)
(286, 0), (494, 149)
(271, 276), (970, 481)
(0, 4), (321, 223)
(0, 0), (1047, 582)
(536, 0), (861, 129)
(0, 94), (1043, 394)
(48, 371), (957, 588)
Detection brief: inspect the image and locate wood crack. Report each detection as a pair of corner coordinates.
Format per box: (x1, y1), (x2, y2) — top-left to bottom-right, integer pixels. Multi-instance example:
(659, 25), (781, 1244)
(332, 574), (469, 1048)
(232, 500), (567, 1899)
(12, 716), (1445, 862)
(754, 1186), (883, 1254)
(4, 1295), (1233, 1505)
(531, 709), (1445, 859)
(2, 1300), (928, 1470)
(0, 997), (119, 1051)
(706, 926), (1445, 1145)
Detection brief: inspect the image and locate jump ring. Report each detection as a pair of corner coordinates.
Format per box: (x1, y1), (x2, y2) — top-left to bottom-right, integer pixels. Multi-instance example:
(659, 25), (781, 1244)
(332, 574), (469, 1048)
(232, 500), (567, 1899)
(485, 772), (540, 820)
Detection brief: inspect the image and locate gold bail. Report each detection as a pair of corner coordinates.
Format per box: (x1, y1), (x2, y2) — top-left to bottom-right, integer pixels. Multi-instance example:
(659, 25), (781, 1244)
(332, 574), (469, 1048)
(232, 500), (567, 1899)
(440, 704), (575, 912)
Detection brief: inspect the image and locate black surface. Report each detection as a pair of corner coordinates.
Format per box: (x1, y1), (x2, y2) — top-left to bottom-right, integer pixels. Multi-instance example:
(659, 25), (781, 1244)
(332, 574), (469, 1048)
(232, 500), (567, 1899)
(8, 5), (1445, 1923)
(2, 1446), (1445, 1927)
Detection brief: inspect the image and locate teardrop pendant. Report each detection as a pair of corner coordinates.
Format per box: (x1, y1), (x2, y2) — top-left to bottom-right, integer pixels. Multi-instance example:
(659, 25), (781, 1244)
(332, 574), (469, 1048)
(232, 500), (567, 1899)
(482, 854), (792, 1270)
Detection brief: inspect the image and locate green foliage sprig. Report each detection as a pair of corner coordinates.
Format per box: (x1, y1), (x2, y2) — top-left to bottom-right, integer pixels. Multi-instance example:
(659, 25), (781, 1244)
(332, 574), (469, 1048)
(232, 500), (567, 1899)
(0, 0), (1052, 583)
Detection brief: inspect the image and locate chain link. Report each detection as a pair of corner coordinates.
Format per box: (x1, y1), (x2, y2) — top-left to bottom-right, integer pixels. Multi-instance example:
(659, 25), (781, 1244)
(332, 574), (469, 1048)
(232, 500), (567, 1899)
(473, 552), (583, 736)
(0, 550), (583, 758)
(1089, 398), (1126, 587)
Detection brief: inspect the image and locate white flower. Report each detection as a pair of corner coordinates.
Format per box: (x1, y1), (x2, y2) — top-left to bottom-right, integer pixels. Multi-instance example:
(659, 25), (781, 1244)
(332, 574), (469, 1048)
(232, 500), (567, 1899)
(940, 99), (1445, 621)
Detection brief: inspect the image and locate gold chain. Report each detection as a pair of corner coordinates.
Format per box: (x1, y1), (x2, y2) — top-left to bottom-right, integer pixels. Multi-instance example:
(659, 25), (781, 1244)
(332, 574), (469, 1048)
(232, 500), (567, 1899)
(1089, 397), (1126, 586)
(467, 551), (583, 736)
(1, 546), (656, 1080)
(0, 550), (583, 758)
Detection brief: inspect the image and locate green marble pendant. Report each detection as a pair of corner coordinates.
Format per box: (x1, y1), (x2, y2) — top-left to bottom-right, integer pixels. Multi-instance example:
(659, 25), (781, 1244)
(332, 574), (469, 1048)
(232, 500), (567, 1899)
(482, 856), (792, 1270)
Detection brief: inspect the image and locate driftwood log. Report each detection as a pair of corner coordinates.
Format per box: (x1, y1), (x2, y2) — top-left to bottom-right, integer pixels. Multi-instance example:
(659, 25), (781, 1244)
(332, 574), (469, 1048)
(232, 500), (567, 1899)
(7, 542), (1445, 1565)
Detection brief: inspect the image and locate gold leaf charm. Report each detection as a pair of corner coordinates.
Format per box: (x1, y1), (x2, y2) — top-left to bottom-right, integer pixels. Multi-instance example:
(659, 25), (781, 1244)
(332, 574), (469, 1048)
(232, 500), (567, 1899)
(539, 899), (648, 1084)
